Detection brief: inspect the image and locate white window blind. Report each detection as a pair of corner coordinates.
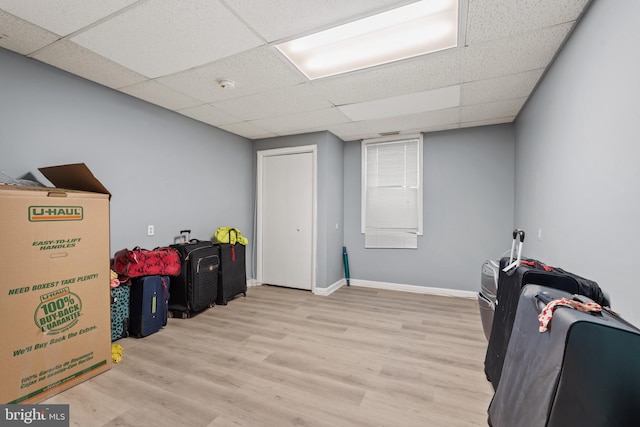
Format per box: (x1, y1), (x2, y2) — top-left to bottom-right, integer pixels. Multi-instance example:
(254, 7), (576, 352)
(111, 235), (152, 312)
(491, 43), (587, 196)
(362, 135), (423, 249)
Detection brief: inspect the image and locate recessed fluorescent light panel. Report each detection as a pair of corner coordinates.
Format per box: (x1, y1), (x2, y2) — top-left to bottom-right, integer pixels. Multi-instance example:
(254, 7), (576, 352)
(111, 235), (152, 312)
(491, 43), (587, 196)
(275, 0), (458, 80)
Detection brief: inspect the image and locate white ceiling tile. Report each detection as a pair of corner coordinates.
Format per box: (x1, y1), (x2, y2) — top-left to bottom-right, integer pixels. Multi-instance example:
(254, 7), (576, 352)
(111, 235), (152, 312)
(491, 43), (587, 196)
(352, 107), (461, 136)
(460, 117), (515, 129)
(461, 98), (526, 123)
(462, 69), (544, 105)
(119, 80), (203, 111)
(157, 47), (305, 103)
(326, 122), (370, 141)
(217, 122), (276, 140)
(177, 104), (241, 127)
(311, 48), (461, 105)
(0, 0), (137, 36)
(466, 0), (590, 45)
(224, 0), (412, 42)
(411, 122), (460, 134)
(338, 86), (460, 121)
(32, 40), (147, 89)
(273, 126), (336, 137)
(251, 107), (350, 134)
(70, 0), (263, 78)
(215, 84), (334, 121)
(462, 23), (573, 82)
(329, 108), (461, 141)
(0, 9), (59, 55)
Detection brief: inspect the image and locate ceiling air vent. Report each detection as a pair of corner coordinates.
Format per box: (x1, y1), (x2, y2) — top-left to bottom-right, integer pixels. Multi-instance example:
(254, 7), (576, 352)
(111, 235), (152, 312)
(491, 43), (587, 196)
(379, 131), (400, 137)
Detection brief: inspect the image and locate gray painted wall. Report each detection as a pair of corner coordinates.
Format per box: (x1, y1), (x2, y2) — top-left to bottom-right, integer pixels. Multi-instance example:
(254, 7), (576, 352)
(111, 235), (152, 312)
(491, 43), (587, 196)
(514, 0), (640, 324)
(0, 48), (254, 273)
(343, 125), (515, 292)
(323, 132), (345, 287)
(253, 132), (344, 289)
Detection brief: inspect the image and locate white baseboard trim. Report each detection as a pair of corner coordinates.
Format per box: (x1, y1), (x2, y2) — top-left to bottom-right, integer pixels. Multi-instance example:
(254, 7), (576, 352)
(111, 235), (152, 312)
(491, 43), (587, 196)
(349, 279), (477, 299)
(249, 277), (475, 299)
(313, 279), (345, 296)
(247, 278), (262, 287)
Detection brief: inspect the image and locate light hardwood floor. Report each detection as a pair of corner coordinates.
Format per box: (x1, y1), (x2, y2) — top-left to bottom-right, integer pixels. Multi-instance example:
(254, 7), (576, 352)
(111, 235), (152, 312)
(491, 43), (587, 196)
(44, 285), (494, 426)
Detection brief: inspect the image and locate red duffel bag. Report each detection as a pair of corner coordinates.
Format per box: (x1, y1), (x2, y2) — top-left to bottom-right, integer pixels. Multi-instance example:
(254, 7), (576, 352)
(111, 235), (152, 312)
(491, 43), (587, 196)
(112, 246), (181, 278)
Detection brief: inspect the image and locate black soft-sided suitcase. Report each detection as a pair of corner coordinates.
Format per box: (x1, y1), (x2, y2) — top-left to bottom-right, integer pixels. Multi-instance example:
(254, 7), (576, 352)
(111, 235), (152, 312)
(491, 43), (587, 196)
(217, 242), (247, 305)
(129, 275), (169, 337)
(484, 257), (608, 388)
(169, 232), (219, 318)
(110, 284), (130, 341)
(488, 284), (640, 427)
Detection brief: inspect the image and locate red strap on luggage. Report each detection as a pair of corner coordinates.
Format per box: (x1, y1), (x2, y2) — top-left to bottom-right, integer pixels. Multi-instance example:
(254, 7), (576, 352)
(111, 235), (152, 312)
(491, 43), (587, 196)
(229, 228), (236, 262)
(520, 260), (553, 271)
(161, 277), (167, 300)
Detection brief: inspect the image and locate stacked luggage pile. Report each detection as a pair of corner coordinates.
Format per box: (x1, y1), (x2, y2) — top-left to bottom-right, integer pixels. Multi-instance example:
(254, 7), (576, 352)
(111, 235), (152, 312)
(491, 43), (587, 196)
(109, 227), (247, 340)
(110, 245), (178, 340)
(479, 230), (640, 427)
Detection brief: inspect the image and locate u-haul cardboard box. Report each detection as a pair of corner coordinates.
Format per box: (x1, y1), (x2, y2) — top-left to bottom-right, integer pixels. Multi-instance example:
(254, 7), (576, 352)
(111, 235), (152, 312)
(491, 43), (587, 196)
(0, 163), (112, 404)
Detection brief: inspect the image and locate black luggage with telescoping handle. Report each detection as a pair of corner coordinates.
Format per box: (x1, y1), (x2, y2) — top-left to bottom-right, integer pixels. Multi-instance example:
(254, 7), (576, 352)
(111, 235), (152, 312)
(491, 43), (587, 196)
(488, 284), (640, 427)
(484, 230), (609, 389)
(169, 230), (220, 318)
(479, 230), (526, 344)
(216, 228), (247, 305)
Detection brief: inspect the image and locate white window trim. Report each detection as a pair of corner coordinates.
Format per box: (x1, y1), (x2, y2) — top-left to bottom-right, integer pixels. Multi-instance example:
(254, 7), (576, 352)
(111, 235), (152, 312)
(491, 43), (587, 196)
(361, 134), (424, 247)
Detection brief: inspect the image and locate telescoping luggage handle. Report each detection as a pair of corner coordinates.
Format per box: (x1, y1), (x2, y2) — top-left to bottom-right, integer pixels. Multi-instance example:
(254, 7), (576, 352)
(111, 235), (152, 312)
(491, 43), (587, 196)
(179, 229), (191, 244)
(502, 229), (525, 273)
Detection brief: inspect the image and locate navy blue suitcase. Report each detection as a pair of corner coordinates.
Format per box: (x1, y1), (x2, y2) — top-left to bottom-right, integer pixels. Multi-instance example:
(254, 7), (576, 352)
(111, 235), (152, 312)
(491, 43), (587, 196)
(129, 275), (170, 337)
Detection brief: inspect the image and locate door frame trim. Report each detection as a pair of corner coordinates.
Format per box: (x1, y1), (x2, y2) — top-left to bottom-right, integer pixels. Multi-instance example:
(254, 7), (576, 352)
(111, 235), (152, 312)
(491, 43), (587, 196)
(256, 144), (317, 292)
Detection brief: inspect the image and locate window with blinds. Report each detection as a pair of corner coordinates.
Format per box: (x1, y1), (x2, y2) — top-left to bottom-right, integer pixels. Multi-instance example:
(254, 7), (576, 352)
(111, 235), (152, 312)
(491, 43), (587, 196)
(361, 135), (423, 249)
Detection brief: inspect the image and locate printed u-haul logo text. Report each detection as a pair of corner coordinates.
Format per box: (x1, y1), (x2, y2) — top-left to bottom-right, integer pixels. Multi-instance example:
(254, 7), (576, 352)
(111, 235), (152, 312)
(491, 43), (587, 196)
(29, 206), (83, 222)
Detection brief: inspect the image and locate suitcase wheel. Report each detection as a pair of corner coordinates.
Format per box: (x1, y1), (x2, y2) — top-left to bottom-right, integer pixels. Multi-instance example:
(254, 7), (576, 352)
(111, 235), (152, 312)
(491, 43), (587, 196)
(168, 311), (174, 319)
(181, 311), (189, 319)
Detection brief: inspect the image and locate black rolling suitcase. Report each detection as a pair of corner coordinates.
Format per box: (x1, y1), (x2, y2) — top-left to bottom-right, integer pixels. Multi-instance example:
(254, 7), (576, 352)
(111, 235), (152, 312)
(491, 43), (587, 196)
(217, 242), (247, 304)
(169, 230), (219, 318)
(216, 228), (247, 305)
(479, 230), (527, 345)
(129, 275), (170, 337)
(484, 231), (609, 389)
(488, 284), (640, 427)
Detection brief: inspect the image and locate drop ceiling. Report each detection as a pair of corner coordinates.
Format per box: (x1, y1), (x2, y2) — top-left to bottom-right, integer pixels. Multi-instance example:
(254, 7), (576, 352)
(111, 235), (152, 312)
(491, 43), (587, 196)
(0, 0), (591, 141)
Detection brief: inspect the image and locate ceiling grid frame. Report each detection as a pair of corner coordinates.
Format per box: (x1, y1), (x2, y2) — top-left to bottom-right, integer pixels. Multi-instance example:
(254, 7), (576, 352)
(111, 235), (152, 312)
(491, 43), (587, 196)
(0, 0), (592, 141)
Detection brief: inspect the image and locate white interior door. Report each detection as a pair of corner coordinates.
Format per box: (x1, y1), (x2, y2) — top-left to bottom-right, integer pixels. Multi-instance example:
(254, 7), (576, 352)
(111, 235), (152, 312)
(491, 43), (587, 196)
(258, 147), (315, 290)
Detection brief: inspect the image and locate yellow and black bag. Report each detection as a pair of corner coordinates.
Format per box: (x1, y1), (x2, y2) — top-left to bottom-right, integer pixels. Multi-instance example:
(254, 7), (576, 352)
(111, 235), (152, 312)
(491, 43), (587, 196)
(213, 227), (248, 246)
